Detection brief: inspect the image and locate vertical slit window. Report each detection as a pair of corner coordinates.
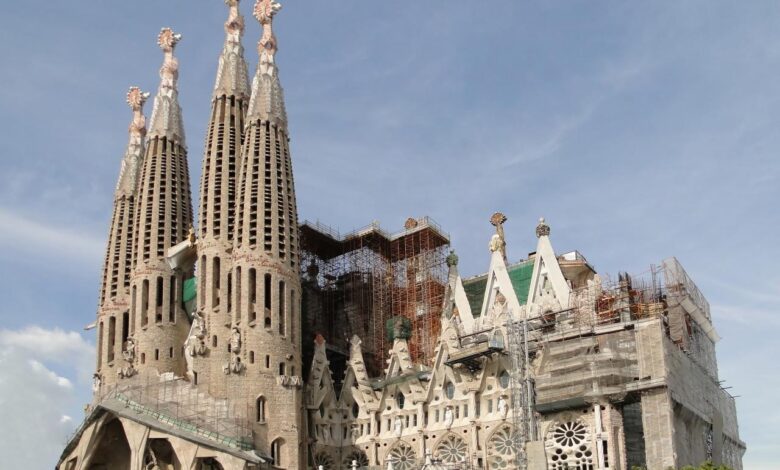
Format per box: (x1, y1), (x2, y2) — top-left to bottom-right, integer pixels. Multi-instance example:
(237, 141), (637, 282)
(169, 276), (176, 323)
(278, 281), (286, 336)
(141, 280), (149, 327)
(249, 268), (257, 322)
(264, 273), (272, 328)
(212, 257), (221, 308)
(107, 317), (116, 363)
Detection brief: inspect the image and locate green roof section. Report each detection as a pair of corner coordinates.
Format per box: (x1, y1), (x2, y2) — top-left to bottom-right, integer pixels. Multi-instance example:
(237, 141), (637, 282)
(462, 259), (535, 317)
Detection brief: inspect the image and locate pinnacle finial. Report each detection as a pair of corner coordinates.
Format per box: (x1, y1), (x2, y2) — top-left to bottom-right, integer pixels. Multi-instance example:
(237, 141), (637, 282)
(224, 0), (245, 44)
(254, 0), (282, 72)
(157, 28), (182, 90)
(126, 87), (149, 143)
(536, 217), (551, 238)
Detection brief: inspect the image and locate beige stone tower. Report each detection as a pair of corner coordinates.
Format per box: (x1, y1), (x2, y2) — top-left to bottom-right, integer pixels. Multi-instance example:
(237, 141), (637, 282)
(230, 0), (304, 466)
(193, 0), (251, 396)
(130, 28), (193, 379)
(95, 87), (149, 389)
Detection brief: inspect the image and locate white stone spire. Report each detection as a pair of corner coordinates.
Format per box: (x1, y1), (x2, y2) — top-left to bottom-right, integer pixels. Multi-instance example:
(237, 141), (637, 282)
(148, 28), (186, 144)
(246, 0), (287, 124)
(213, 0), (251, 99)
(115, 87), (149, 197)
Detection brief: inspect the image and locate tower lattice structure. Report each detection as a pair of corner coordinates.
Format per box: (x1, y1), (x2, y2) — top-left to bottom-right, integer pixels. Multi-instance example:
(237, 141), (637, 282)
(129, 28), (193, 380)
(227, 1), (304, 466)
(194, 0), (252, 398)
(96, 87), (149, 388)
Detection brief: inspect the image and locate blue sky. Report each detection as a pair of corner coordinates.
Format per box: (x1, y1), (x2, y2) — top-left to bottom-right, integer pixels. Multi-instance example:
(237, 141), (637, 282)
(0, 1), (778, 468)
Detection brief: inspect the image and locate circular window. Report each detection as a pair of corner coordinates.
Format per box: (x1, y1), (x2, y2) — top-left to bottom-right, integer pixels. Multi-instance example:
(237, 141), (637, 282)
(553, 421), (587, 447)
(444, 382), (455, 399)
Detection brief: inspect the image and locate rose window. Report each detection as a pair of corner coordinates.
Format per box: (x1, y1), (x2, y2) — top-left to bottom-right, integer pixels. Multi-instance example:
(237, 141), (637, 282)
(386, 443), (416, 470)
(313, 451), (335, 470)
(552, 421), (587, 447)
(547, 421), (594, 470)
(343, 449), (369, 468)
(486, 425), (518, 469)
(435, 435), (468, 463)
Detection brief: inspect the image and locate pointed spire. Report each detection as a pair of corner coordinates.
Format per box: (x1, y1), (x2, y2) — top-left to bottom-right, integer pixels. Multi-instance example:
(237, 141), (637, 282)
(247, 0), (287, 124)
(148, 28), (186, 144)
(213, 0), (250, 99)
(115, 87), (149, 196)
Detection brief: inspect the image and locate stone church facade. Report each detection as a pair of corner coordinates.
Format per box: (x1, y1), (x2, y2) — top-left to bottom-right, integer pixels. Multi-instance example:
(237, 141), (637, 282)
(58, 1), (745, 469)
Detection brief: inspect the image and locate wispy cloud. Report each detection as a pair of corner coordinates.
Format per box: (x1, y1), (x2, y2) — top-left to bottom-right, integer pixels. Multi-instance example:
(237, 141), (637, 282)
(0, 207), (103, 263)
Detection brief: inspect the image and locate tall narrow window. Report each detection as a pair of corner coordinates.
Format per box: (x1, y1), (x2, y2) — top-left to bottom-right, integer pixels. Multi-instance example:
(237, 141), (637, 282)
(290, 290), (295, 342)
(256, 396), (266, 423)
(278, 281), (286, 335)
(107, 317), (116, 362)
(155, 276), (164, 323)
(279, 362), (286, 376)
(121, 312), (129, 350)
(264, 273), (272, 328)
(212, 257), (221, 308)
(271, 439), (284, 466)
(131, 286), (137, 334)
(248, 268), (257, 322)
(227, 270), (233, 313)
(141, 280), (149, 326)
(97, 322), (104, 370)
(199, 255), (206, 307)
(169, 276), (176, 322)
(235, 267), (242, 322)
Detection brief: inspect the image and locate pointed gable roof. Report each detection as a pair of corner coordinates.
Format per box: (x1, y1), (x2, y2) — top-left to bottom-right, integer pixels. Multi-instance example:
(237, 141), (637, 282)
(527, 218), (571, 312)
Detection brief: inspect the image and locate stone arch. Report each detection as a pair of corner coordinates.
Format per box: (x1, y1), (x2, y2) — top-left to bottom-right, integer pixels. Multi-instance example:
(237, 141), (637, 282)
(86, 418), (131, 470)
(193, 457), (224, 470)
(485, 423), (518, 469)
(384, 441), (416, 470)
(144, 438), (182, 470)
(255, 395), (266, 423)
(270, 437), (286, 467)
(433, 433), (468, 464)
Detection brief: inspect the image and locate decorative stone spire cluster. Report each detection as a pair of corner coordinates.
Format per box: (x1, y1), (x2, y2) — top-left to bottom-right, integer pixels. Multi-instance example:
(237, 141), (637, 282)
(536, 217), (551, 238)
(148, 28), (186, 143)
(95, 87), (150, 386)
(194, 0), (252, 396)
(128, 27), (193, 380)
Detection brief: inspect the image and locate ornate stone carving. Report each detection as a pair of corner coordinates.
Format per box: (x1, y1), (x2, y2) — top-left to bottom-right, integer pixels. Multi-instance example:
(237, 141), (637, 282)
(498, 394), (509, 420)
(536, 217), (551, 238)
(444, 406), (454, 429)
(446, 249), (459, 267)
(230, 326), (242, 354)
(393, 416), (403, 437)
(254, 0), (282, 68)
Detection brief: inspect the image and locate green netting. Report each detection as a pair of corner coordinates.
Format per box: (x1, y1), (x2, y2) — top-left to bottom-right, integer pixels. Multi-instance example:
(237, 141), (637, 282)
(462, 259), (536, 317)
(463, 277), (487, 317)
(386, 316), (412, 341)
(183, 277), (197, 317)
(508, 260), (534, 305)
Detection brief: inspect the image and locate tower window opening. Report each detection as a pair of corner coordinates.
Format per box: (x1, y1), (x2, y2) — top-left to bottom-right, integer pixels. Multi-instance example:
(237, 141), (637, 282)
(154, 349), (159, 361)
(141, 279), (149, 326)
(155, 276), (164, 323)
(249, 268), (257, 322)
(212, 257), (221, 308)
(235, 267), (242, 322)
(169, 276), (176, 322)
(278, 281), (286, 335)
(279, 362), (286, 376)
(107, 317), (116, 363)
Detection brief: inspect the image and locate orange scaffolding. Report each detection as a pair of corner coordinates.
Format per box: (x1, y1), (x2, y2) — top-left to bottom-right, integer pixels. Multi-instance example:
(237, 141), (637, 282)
(300, 217), (449, 378)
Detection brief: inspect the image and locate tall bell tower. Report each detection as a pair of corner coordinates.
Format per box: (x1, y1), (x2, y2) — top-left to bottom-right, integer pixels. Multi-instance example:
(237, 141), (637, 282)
(230, 0), (304, 466)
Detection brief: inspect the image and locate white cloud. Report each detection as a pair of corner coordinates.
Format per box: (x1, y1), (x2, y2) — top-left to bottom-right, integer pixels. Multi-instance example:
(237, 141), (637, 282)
(0, 326), (94, 469)
(0, 207), (103, 263)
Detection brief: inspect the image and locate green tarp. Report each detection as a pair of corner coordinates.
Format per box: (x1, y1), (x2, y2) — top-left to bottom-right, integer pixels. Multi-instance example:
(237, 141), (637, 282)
(462, 259), (535, 317)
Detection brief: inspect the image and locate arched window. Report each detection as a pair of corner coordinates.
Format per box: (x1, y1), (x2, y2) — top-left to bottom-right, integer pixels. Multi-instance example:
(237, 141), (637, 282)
(444, 381), (455, 399)
(256, 396), (266, 423)
(396, 392), (405, 409)
(271, 438), (285, 466)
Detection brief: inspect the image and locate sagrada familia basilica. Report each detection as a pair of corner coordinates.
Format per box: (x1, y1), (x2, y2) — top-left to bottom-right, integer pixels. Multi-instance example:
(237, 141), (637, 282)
(58, 1), (745, 469)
